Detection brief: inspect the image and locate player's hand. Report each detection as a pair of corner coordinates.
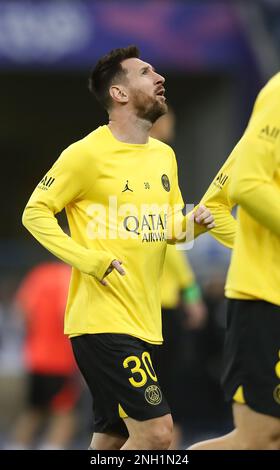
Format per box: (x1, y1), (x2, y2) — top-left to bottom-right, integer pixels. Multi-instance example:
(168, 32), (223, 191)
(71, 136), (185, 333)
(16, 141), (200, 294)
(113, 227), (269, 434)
(100, 260), (126, 286)
(193, 205), (215, 229)
(183, 301), (208, 330)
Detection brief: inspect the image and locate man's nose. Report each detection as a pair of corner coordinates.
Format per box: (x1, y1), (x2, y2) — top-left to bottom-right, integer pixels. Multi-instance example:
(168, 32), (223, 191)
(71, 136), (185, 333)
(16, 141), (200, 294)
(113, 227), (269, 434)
(155, 73), (165, 85)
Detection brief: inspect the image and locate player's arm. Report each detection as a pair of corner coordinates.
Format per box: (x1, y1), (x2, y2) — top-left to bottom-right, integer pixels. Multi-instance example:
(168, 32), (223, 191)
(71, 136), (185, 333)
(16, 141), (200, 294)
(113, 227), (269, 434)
(167, 151), (215, 244)
(228, 129), (280, 236)
(170, 248), (203, 309)
(165, 244), (195, 286)
(22, 144), (117, 283)
(195, 152), (237, 249)
(165, 245), (206, 328)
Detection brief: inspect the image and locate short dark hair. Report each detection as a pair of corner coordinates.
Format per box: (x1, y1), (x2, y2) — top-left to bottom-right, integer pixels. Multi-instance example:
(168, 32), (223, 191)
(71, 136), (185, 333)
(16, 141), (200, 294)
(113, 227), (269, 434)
(89, 45), (140, 110)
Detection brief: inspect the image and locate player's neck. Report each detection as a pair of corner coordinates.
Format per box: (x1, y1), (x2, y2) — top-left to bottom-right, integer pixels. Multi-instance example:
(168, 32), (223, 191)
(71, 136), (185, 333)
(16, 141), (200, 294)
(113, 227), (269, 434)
(108, 112), (151, 145)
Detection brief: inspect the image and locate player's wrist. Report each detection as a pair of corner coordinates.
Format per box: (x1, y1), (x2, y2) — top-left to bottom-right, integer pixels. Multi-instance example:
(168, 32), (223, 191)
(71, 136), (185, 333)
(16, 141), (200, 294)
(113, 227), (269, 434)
(182, 283), (202, 304)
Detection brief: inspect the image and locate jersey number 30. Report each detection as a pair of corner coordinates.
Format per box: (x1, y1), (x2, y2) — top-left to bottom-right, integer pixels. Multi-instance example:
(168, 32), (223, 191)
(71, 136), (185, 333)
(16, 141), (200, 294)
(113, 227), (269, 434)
(123, 352), (157, 388)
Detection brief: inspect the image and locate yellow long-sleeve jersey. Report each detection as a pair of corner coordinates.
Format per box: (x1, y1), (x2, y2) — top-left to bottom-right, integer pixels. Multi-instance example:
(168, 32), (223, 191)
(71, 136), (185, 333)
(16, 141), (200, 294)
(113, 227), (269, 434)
(225, 72), (280, 305)
(199, 154), (236, 250)
(22, 125), (190, 344)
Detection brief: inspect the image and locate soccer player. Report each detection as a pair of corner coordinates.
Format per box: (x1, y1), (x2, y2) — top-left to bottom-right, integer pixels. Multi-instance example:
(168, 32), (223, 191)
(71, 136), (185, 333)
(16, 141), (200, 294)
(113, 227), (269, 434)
(189, 73), (280, 449)
(22, 46), (215, 450)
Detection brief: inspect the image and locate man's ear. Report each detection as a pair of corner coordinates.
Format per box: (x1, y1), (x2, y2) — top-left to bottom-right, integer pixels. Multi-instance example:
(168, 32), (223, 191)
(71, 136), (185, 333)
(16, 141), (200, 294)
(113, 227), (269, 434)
(109, 85), (128, 104)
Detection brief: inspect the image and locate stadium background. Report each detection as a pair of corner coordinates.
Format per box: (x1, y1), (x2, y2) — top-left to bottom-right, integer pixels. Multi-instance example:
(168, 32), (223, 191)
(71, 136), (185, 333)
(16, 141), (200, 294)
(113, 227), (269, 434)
(0, 0), (279, 448)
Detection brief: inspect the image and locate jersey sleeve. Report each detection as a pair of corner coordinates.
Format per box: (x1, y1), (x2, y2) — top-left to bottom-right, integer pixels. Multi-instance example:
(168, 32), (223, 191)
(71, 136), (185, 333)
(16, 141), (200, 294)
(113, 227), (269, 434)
(167, 149), (218, 244)
(167, 149), (204, 244)
(177, 253), (195, 289)
(228, 103), (280, 237)
(22, 143), (114, 280)
(198, 153), (237, 249)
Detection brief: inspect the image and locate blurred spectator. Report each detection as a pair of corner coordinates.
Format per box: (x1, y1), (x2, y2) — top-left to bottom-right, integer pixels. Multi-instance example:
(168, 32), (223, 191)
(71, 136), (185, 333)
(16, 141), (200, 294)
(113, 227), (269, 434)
(0, 277), (25, 441)
(0, 277), (24, 375)
(6, 262), (81, 450)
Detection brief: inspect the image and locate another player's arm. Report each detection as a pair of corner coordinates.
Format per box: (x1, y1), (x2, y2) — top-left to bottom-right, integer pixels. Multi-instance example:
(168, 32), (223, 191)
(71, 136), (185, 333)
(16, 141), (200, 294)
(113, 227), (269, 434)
(165, 246), (206, 328)
(167, 151), (215, 244)
(169, 248), (203, 308)
(196, 153), (237, 249)
(22, 144), (119, 283)
(228, 130), (280, 236)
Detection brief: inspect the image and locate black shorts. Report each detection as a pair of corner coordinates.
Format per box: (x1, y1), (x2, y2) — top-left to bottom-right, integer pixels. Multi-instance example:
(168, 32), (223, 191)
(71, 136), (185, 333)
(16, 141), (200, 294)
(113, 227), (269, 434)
(27, 373), (79, 411)
(71, 334), (170, 437)
(222, 299), (280, 418)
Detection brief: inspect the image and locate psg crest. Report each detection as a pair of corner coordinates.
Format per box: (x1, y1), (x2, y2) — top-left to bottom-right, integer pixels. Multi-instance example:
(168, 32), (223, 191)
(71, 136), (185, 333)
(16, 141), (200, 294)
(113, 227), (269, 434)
(161, 174), (170, 192)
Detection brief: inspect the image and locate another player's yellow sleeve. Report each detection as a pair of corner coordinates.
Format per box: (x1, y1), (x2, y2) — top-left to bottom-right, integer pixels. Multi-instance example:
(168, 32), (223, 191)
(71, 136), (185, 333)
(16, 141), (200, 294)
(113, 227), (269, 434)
(228, 127), (280, 237)
(164, 245), (194, 288)
(167, 150), (207, 244)
(197, 153), (237, 249)
(22, 143), (114, 281)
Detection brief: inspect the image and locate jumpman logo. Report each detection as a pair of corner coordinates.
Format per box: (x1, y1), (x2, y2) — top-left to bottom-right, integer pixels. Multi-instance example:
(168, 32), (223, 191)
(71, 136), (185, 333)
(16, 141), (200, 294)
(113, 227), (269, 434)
(122, 180), (133, 192)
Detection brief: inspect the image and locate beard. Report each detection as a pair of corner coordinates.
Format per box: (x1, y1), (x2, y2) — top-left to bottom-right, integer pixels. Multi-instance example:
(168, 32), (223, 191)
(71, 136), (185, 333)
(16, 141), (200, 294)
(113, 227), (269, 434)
(131, 89), (167, 124)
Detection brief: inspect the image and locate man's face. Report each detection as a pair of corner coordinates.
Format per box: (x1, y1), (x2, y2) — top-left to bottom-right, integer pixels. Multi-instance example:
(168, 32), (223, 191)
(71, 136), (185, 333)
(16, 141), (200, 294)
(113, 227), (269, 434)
(121, 58), (167, 123)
